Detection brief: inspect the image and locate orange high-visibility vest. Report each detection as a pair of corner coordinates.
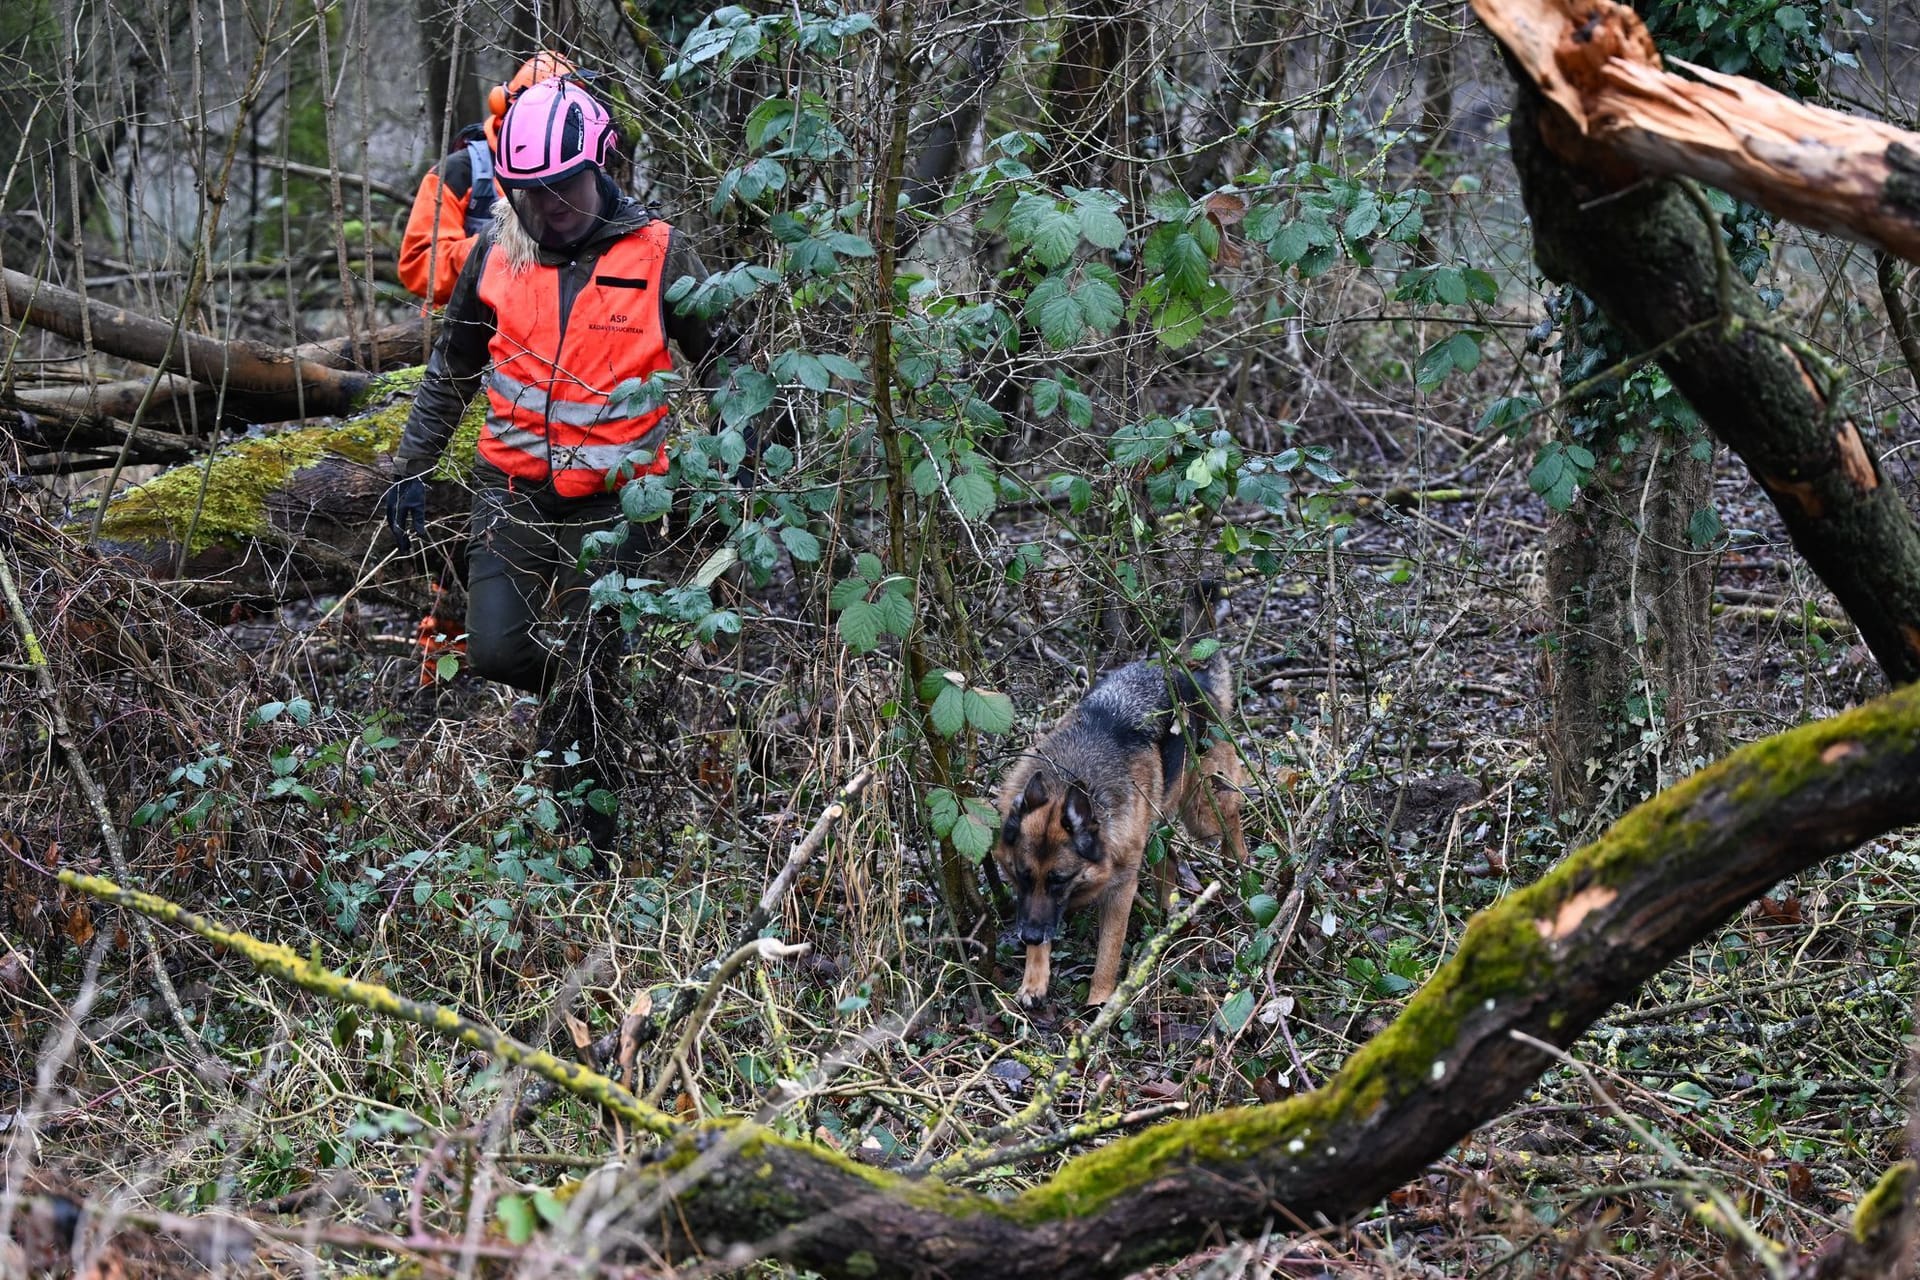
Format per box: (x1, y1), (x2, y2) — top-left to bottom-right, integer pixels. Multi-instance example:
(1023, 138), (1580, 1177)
(474, 220), (675, 497)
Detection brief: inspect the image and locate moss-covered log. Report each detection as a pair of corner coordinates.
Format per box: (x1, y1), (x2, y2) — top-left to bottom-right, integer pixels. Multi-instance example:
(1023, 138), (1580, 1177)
(87, 370), (480, 602)
(1505, 70), (1920, 685)
(1472, 0), (1920, 264)
(528, 680), (1920, 1278)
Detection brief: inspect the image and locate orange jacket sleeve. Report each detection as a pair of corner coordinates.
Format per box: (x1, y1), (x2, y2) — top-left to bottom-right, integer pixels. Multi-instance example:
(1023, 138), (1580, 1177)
(397, 168), (479, 305)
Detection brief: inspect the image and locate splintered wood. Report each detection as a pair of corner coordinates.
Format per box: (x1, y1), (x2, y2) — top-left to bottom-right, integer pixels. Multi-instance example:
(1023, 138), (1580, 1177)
(1472, 0), (1920, 264)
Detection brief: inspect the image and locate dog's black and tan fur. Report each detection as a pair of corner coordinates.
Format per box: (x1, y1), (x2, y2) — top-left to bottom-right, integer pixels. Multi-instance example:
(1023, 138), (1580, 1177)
(993, 651), (1247, 1006)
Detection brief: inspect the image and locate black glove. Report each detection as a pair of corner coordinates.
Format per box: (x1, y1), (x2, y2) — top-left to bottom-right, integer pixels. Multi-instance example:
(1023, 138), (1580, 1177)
(383, 473), (427, 553)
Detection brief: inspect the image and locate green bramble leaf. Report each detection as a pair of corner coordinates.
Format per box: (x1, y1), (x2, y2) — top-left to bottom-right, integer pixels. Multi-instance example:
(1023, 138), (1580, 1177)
(838, 600), (882, 652)
(962, 688), (1015, 735)
(930, 684), (966, 737)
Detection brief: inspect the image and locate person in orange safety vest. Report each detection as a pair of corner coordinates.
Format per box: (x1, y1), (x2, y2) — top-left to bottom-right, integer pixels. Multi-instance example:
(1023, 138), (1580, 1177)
(383, 77), (729, 862)
(396, 50), (574, 305)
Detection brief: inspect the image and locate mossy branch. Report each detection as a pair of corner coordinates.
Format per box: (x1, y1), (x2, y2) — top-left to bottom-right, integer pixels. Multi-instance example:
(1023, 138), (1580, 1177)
(54, 870), (683, 1141)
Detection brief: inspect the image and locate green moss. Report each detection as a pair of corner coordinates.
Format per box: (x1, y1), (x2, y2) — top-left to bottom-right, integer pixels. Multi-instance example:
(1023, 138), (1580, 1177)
(1852, 1160), (1914, 1243)
(93, 375), (484, 552)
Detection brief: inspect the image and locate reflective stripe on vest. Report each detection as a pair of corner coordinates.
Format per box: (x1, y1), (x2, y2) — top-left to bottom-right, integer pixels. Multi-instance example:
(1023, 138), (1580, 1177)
(474, 219), (675, 498)
(463, 138), (495, 237)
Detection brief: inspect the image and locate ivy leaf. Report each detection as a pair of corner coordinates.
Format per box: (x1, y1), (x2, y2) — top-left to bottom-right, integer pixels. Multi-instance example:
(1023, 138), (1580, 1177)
(1246, 893), (1280, 927)
(1217, 988), (1255, 1032)
(962, 688), (1015, 735)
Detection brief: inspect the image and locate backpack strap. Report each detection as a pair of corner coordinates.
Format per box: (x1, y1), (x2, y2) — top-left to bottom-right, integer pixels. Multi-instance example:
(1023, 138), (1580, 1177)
(463, 137), (495, 233)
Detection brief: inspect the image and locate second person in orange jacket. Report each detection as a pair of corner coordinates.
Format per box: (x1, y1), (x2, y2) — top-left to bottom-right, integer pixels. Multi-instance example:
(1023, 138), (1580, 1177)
(397, 50), (574, 304)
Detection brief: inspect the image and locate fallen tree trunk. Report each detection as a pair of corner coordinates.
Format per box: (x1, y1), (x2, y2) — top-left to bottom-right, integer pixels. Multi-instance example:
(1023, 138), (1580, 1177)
(1503, 77), (1920, 684)
(1471, 0), (1920, 265)
(2, 268), (378, 417)
(86, 373), (475, 604)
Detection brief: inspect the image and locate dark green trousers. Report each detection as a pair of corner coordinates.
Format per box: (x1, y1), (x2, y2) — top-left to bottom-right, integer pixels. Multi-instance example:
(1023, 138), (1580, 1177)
(464, 463), (646, 695)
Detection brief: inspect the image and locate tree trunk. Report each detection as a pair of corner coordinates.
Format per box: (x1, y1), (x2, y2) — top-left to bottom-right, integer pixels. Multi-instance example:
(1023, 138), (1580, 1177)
(1471, 0), (1920, 264)
(416, 0), (486, 146)
(1508, 76), (1920, 686)
(84, 387), (475, 606)
(1044, 0), (1140, 189)
(1542, 363), (1718, 817)
(9, 318), (426, 450)
(897, 9), (1013, 252)
(530, 679), (1920, 1279)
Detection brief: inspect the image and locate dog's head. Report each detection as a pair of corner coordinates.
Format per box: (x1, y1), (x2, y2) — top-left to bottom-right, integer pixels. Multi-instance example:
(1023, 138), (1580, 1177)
(994, 771), (1109, 946)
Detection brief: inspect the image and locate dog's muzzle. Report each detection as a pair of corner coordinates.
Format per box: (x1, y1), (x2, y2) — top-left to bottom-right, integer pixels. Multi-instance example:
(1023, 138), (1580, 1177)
(1018, 921), (1056, 946)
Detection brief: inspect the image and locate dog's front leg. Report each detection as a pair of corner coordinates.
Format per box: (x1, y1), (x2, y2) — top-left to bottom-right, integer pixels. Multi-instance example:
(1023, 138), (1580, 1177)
(1017, 941), (1052, 1006)
(1086, 875), (1140, 1005)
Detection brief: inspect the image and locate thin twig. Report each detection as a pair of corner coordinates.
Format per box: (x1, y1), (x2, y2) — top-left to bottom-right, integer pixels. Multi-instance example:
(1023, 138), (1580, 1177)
(911, 882), (1220, 1178)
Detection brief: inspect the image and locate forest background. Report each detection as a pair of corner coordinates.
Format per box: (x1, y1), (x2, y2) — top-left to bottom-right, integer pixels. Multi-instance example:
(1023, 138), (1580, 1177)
(5, 0), (1920, 1273)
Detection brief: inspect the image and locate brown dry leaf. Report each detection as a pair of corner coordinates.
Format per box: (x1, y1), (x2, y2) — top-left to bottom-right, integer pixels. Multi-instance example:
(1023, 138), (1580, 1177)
(1204, 192), (1247, 226)
(1757, 895), (1804, 926)
(563, 1012), (593, 1057)
(63, 902), (94, 947)
(1785, 1160), (1816, 1201)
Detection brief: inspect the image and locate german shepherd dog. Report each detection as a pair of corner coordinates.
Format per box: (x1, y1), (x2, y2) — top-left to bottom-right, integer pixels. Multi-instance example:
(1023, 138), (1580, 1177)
(993, 651), (1248, 1006)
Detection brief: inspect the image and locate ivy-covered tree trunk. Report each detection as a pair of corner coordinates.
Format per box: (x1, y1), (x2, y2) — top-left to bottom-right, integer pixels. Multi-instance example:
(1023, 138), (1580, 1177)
(1541, 302), (1720, 817)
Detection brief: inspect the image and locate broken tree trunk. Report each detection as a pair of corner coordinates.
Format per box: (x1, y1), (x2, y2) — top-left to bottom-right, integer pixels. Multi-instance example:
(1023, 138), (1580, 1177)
(1500, 62), (1920, 685)
(1470, 0), (1920, 266)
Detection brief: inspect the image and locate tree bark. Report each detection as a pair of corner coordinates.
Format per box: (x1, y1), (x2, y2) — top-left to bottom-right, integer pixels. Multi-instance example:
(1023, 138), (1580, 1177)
(1470, 0), (1920, 265)
(1507, 78), (1920, 686)
(552, 679), (1920, 1279)
(2, 268), (375, 414)
(1043, 0), (1141, 189)
(1543, 390), (1719, 816)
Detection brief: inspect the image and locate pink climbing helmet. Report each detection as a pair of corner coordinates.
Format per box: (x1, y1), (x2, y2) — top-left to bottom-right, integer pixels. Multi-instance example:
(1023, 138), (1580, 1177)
(494, 79), (616, 189)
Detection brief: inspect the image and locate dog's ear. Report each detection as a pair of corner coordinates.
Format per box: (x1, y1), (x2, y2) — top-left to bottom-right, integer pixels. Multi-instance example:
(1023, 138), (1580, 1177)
(1018, 772), (1050, 815)
(1062, 784), (1100, 859)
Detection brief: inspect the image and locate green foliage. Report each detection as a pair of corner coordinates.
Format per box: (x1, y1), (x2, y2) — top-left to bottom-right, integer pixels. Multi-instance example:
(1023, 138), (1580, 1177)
(830, 553), (916, 654)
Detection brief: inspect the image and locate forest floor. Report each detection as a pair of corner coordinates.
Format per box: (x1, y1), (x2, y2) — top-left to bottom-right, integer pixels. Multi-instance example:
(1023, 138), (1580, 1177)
(4, 385), (1917, 1278)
